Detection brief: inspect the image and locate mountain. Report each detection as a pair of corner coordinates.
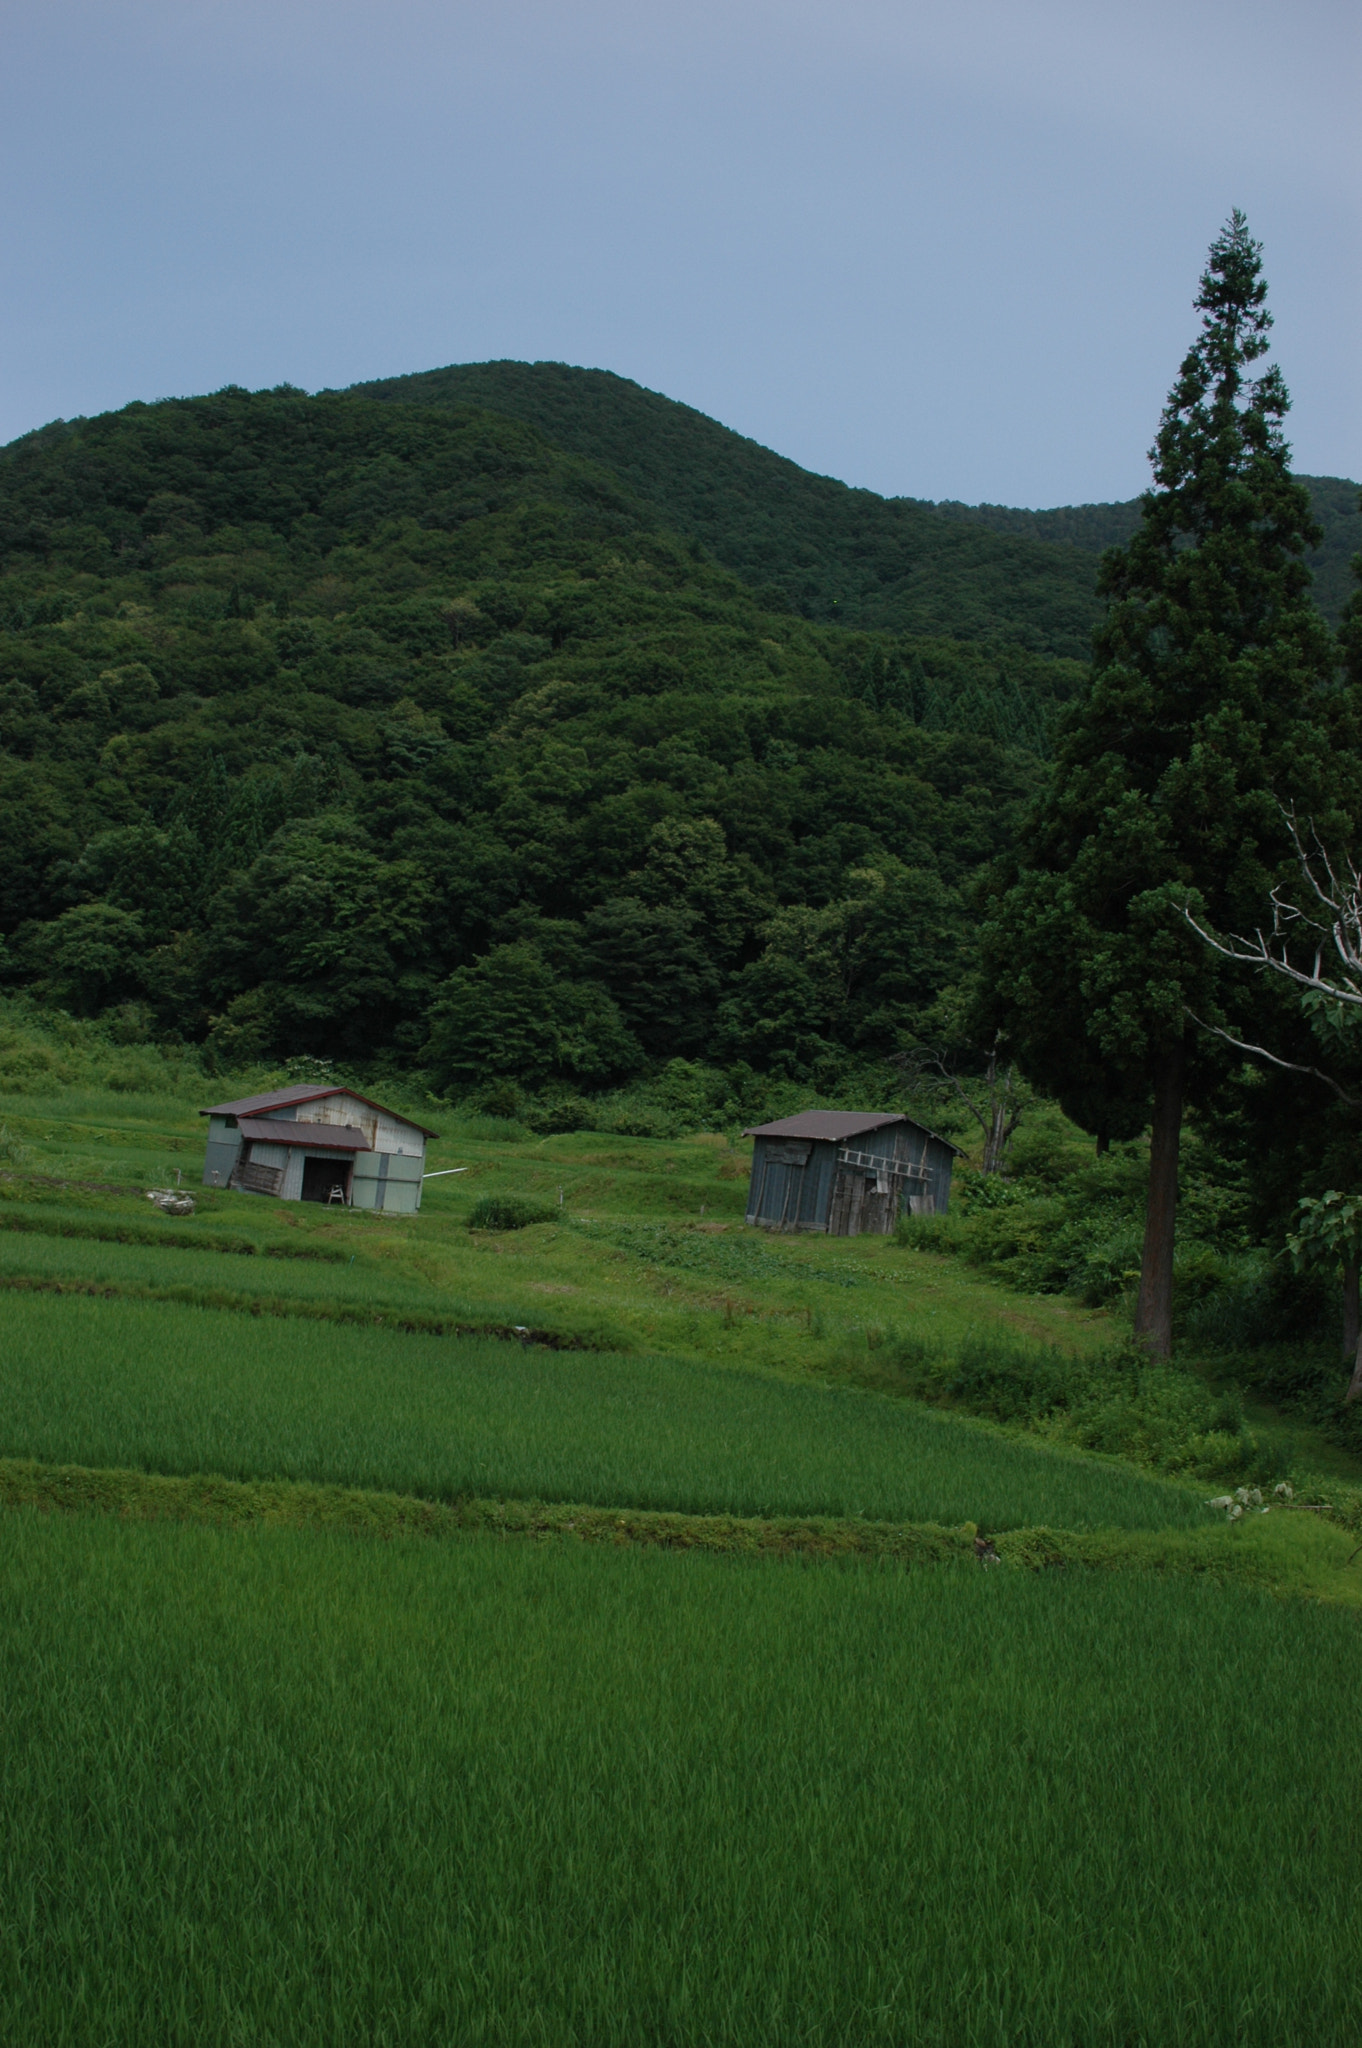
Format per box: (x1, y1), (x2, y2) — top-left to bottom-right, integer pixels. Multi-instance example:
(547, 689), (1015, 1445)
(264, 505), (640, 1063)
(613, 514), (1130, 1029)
(352, 361), (1360, 641)
(351, 363), (1107, 658)
(1, 372), (1352, 1087)
(0, 384), (1049, 1077)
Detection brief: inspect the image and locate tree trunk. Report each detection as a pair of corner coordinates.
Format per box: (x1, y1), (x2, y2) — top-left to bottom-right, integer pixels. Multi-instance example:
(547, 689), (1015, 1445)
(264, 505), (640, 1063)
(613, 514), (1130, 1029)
(1343, 1255), (1360, 1365)
(1133, 1039), (1185, 1360)
(1345, 1337), (1362, 1405)
(1345, 1259), (1362, 1404)
(979, 1055), (1019, 1175)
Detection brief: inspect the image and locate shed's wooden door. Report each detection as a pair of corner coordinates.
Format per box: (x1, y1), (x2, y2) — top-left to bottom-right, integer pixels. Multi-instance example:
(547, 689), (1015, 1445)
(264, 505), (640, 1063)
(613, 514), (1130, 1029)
(828, 1168), (866, 1235)
(829, 1168), (896, 1235)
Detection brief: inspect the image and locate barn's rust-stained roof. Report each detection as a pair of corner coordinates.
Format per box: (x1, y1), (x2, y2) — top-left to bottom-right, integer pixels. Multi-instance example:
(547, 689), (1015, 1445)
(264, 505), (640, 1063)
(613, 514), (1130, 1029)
(234, 1117), (373, 1151)
(201, 1084), (437, 1138)
(742, 1110), (962, 1151)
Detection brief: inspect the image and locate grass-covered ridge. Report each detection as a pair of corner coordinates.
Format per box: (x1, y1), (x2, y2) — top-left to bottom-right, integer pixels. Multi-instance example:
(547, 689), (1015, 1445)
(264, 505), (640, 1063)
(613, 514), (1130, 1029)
(7, 1454), (1359, 1604)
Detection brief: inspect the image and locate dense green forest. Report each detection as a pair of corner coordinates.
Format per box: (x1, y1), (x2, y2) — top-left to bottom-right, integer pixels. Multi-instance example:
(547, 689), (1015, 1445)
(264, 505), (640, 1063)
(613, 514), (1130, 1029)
(1, 367), (1354, 1135)
(931, 472), (1359, 623)
(355, 361), (1361, 640)
(0, 383), (1080, 1087)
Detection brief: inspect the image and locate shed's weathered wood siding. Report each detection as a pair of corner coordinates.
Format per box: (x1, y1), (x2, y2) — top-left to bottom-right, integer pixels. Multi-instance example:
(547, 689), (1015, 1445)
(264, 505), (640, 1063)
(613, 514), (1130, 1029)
(745, 1137), (838, 1231)
(745, 1120), (954, 1234)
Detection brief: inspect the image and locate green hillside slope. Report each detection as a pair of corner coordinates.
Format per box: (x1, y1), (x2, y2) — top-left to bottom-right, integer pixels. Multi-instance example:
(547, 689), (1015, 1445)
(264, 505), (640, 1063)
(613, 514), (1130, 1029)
(352, 360), (1360, 639)
(353, 361), (1108, 657)
(0, 385), (1065, 1073)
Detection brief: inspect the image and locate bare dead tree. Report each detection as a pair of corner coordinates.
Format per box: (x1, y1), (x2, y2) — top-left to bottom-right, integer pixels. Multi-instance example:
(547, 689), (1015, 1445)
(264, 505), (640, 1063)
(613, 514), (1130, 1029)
(1184, 810), (1362, 1105)
(904, 1033), (1023, 1174)
(1186, 810), (1362, 1397)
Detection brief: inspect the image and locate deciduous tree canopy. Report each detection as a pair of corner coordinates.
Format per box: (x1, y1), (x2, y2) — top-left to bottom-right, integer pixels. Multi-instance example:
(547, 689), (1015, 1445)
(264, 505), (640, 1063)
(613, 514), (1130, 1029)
(0, 385), (1057, 1079)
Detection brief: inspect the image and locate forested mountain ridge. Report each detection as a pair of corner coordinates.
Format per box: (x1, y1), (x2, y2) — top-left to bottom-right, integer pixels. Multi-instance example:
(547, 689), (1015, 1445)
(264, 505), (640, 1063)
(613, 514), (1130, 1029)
(353, 360), (1360, 642)
(0, 384), (1056, 1081)
(931, 473), (1359, 623)
(352, 362), (1107, 656)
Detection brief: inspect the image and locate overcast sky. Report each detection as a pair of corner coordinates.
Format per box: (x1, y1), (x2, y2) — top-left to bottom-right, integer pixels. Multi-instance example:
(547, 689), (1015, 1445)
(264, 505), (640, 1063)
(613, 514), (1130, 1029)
(1, 0), (1357, 505)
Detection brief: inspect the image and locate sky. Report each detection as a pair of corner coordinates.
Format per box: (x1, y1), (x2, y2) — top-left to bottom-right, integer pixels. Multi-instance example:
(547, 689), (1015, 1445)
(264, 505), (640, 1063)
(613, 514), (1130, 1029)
(1, 0), (1357, 506)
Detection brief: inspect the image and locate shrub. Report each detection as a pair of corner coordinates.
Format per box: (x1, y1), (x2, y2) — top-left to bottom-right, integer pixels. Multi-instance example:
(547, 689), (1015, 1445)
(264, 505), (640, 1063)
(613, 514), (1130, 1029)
(894, 1211), (964, 1254)
(105, 1059), (167, 1094)
(466, 1195), (558, 1232)
(526, 1094), (596, 1135)
(438, 1111), (531, 1144)
(473, 1080), (527, 1121)
(596, 1105), (674, 1139)
(878, 1331), (1276, 1484)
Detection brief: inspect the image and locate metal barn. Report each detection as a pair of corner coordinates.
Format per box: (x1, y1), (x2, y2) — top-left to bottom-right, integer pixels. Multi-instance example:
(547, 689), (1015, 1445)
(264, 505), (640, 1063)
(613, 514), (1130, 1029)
(743, 1111), (958, 1236)
(200, 1085), (436, 1212)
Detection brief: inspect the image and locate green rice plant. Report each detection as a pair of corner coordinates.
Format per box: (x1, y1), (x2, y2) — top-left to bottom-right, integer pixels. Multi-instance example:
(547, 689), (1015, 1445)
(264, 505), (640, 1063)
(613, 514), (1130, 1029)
(0, 1227), (450, 1307)
(7, 1454), (1357, 1599)
(467, 1193), (559, 1230)
(2, 1512), (1360, 2047)
(0, 1293), (1209, 1529)
(0, 1231), (600, 1347)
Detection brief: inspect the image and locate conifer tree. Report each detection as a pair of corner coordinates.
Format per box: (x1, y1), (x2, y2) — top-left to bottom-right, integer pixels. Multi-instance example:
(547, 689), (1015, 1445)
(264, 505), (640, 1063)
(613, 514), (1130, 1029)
(978, 213), (1354, 1356)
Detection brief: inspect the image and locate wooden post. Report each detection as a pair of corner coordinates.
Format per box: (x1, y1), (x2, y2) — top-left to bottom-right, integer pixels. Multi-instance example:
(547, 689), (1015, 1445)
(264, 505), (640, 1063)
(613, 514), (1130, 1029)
(1133, 1038), (1186, 1360)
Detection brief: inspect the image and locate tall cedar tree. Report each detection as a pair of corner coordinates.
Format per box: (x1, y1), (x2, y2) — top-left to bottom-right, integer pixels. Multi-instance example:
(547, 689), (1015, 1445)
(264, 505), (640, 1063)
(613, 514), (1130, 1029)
(978, 213), (1354, 1356)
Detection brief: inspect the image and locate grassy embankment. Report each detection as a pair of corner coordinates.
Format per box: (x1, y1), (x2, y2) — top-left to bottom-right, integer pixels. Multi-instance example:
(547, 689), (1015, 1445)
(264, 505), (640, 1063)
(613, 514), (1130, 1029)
(0, 1082), (1110, 1363)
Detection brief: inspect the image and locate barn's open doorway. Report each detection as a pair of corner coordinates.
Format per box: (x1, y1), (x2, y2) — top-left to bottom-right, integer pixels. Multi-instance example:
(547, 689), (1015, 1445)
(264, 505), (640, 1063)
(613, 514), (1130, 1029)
(301, 1156), (350, 1205)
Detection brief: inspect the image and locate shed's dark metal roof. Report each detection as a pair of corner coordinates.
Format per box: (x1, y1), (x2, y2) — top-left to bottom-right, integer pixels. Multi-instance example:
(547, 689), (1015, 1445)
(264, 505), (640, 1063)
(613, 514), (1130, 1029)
(743, 1110), (962, 1153)
(742, 1111), (904, 1141)
(236, 1117), (371, 1151)
(201, 1084), (436, 1138)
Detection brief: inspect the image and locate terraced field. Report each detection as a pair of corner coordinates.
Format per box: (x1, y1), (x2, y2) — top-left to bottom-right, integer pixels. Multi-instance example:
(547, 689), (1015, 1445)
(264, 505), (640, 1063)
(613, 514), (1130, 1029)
(2, 1080), (1361, 2044)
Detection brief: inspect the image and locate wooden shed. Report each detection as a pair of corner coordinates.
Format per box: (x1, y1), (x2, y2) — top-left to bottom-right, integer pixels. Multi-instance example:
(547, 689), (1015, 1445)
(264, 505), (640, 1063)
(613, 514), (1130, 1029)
(743, 1111), (958, 1236)
(199, 1085), (436, 1213)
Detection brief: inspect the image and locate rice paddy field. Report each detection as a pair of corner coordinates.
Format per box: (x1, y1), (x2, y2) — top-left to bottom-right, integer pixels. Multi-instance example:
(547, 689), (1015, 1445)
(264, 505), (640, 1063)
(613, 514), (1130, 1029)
(4, 1516), (1361, 2046)
(0, 1292), (1209, 1530)
(2, 1073), (1362, 2042)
